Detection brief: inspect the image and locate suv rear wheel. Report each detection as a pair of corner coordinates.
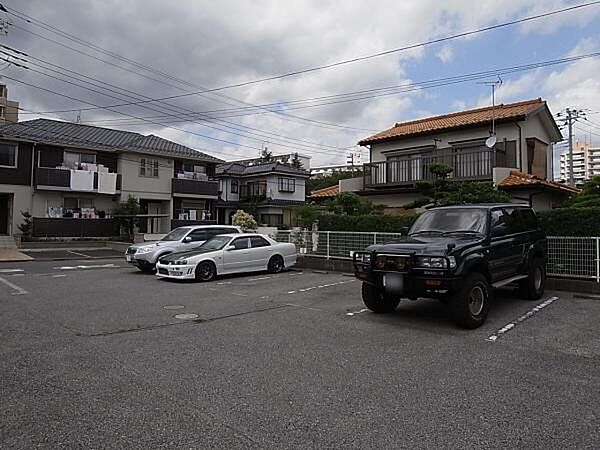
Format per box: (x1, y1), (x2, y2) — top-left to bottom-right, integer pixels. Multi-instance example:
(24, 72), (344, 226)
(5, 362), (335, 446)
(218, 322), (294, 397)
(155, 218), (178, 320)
(137, 261), (155, 273)
(361, 282), (400, 313)
(450, 273), (491, 329)
(518, 258), (546, 300)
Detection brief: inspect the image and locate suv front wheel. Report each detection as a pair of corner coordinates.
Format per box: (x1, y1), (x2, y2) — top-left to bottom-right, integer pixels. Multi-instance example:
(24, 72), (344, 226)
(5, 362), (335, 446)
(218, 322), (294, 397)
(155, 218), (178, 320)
(361, 283), (400, 313)
(450, 273), (491, 329)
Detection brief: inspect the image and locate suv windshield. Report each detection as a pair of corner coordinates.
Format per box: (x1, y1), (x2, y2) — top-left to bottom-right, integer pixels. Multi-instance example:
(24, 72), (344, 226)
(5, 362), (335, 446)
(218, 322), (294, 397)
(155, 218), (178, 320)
(160, 228), (191, 242)
(199, 235), (231, 251)
(409, 208), (487, 236)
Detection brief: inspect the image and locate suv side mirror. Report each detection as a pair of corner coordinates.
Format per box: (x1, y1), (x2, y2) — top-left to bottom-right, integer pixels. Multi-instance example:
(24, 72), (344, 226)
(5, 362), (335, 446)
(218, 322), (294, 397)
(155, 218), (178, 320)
(183, 236), (192, 243)
(400, 227), (409, 236)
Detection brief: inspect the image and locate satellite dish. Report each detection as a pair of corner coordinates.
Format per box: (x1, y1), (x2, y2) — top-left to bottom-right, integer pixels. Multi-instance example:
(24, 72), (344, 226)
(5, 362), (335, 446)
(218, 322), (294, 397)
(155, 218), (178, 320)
(485, 135), (497, 148)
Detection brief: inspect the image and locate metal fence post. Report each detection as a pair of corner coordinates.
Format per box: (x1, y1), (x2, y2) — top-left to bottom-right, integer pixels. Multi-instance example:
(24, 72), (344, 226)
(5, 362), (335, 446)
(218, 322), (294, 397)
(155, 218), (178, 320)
(326, 231), (330, 260)
(596, 237), (600, 283)
(373, 232), (377, 245)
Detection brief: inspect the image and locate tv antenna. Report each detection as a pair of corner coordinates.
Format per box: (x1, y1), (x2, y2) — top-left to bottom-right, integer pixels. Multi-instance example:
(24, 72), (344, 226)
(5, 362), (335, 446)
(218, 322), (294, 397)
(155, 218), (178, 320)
(478, 76), (503, 148)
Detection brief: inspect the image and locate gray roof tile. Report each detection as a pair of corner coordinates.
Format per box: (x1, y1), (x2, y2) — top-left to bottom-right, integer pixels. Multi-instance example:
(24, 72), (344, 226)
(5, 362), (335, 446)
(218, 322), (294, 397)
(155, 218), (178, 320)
(0, 119), (223, 162)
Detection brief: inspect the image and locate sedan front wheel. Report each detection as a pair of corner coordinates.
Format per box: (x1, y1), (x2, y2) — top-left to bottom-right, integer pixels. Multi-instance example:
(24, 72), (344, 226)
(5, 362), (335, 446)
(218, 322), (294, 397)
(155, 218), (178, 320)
(195, 261), (216, 282)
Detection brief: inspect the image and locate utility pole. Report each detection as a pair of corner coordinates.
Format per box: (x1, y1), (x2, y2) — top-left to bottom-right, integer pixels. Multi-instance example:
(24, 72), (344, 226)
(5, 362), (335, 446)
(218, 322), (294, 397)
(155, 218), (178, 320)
(556, 108), (585, 185)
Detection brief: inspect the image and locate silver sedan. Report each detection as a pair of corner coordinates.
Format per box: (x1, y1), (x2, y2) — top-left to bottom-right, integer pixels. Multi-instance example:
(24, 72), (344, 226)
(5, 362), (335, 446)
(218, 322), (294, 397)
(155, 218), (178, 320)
(155, 233), (297, 281)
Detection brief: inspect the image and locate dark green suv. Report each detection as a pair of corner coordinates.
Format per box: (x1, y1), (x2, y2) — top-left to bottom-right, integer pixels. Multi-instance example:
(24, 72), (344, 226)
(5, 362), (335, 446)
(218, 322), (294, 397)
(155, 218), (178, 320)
(353, 204), (547, 329)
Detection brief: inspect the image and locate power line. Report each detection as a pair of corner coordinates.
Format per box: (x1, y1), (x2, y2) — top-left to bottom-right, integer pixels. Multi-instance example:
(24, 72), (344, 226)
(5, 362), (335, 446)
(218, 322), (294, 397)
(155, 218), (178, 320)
(5, 12), (371, 133)
(0, 49), (352, 156)
(7, 2), (600, 110)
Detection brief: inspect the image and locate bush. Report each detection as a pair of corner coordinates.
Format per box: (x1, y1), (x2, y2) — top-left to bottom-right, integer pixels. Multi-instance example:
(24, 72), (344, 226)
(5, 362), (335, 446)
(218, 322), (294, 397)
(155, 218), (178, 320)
(232, 209), (258, 230)
(318, 213), (417, 232)
(537, 208), (600, 236)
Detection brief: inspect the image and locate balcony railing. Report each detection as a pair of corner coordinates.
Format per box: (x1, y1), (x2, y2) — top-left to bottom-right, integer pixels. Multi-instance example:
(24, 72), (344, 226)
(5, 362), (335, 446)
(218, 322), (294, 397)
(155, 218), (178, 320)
(171, 177), (218, 197)
(364, 149), (500, 188)
(240, 182), (267, 200)
(35, 167), (121, 192)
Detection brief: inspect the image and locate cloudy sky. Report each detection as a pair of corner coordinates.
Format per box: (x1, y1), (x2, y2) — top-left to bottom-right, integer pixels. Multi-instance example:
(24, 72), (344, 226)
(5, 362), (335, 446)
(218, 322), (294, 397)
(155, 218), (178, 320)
(2, 0), (600, 175)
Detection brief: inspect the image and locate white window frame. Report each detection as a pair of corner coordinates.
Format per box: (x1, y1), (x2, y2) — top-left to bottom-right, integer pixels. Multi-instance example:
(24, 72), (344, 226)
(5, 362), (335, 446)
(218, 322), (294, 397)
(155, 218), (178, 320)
(140, 158), (160, 178)
(0, 142), (18, 168)
(278, 177), (295, 193)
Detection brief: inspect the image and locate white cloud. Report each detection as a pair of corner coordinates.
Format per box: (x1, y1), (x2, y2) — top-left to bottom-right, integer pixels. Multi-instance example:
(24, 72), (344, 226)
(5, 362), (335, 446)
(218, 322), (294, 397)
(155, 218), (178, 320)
(6, 0), (600, 166)
(436, 45), (454, 63)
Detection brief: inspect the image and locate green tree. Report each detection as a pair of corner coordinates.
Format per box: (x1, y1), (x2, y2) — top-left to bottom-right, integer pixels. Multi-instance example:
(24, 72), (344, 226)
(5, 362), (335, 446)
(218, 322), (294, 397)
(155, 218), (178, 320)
(291, 152), (303, 169)
(429, 162), (454, 205)
(112, 195), (141, 241)
(295, 204), (319, 227)
(327, 192), (380, 216)
(439, 181), (512, 205)
(569, 175), (600, 208)
(260, 148), (273, 163)
(307, 171), (361, 193)
(17, 210), (33, 239)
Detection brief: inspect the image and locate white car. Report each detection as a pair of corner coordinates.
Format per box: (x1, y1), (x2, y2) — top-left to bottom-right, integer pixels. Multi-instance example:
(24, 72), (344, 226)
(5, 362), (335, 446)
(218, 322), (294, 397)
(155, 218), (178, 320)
(155, 233), (297, 281)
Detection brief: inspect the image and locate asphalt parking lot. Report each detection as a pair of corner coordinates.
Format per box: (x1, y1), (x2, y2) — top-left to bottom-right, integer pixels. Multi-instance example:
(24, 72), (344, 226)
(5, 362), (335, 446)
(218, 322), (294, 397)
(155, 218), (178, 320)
(1, 257), (599, 448)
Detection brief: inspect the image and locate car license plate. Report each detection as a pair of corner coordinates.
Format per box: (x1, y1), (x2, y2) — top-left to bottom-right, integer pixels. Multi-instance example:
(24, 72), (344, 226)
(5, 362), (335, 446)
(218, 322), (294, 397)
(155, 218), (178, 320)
(170, 270), (183, 276)
(383, 273), (404, 293)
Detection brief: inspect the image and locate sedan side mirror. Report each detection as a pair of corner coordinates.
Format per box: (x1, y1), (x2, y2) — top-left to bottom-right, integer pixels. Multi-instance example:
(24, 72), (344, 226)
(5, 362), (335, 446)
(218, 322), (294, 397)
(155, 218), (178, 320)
(183, 236), (192, 243)
(225, 245), (236, 251)
(400, 227), (409, 236)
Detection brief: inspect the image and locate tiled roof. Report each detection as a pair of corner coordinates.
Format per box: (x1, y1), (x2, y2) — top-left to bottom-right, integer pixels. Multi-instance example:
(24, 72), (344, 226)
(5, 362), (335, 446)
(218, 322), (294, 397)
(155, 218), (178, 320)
(498, 171), (580, 194)
(359, 98), (547, 145)
(309, 185), (339, 198)
(0, 118), (223, 162)
(216, 162), (309, 177)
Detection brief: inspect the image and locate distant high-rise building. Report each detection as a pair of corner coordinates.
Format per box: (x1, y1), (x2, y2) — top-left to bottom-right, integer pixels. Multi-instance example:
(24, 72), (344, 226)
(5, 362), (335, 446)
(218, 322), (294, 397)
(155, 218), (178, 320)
(0, 84), (19, 124)
(559, 142), (600, 184)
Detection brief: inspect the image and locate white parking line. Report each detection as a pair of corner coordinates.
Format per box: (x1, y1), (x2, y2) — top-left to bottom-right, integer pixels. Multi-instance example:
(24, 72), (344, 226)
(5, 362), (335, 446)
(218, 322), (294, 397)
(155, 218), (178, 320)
(287, 279), (355, 295)
(247, 276), (271, 282)
(346, 308), (369, 317)
(0, 268), (24, 273)
(486, 296), (559, 342)
(53, 263), (118, 270)
(0, 276), (28, 295)
(67, 250), (91, 258)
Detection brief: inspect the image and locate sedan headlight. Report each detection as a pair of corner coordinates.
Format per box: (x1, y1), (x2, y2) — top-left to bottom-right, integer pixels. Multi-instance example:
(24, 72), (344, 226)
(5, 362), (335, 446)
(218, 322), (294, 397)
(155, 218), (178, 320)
(136, 246), (154, 254)
(416, 256), (449, 269)
(173, 260), (188, 265)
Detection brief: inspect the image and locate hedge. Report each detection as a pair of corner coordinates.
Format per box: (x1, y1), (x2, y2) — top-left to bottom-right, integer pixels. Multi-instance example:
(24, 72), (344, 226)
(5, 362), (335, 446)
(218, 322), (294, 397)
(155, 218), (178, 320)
(318, 208), (600, 236)
(318, 213), (418, 232)
(537, 208), (600, 236)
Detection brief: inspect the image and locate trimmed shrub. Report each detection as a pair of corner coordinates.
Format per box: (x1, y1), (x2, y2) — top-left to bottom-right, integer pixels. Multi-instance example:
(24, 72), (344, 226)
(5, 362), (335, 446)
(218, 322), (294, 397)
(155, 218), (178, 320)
(318, 213), (417, 232)
(537, 208), (600, 236)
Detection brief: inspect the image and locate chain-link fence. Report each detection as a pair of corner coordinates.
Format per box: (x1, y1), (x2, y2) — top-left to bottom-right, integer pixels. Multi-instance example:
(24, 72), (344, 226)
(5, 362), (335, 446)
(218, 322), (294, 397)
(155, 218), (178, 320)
(274, 230), (600, 282)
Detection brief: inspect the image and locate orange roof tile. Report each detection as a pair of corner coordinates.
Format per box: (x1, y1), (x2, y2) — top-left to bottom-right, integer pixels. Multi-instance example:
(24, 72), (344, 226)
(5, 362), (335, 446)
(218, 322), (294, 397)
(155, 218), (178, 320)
(309, 185), (339, 198)
(498, 171), (580, 194)
(359, 98), (547, 145)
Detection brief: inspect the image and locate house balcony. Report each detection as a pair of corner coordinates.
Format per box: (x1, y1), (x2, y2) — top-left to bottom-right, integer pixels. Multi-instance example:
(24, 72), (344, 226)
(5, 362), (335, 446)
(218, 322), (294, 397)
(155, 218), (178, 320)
(171, 177), (218, 198)
(35, 167), (122, 193)
(364, 148), (499, 188)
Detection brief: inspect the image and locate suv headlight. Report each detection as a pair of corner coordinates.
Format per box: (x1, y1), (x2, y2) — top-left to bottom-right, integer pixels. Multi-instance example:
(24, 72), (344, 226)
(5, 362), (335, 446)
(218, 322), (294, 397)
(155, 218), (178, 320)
(361, 253), (372, 264)
(416, 256), (449, 269)
(136, 246), (154, 254)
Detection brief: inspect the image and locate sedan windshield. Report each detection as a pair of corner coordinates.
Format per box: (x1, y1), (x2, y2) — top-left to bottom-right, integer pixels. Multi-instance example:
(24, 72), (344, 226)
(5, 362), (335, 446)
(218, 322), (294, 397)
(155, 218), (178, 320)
(199, 235), (231, 251)
(409, 208), (487, 235)
(160, 228), (190, 242)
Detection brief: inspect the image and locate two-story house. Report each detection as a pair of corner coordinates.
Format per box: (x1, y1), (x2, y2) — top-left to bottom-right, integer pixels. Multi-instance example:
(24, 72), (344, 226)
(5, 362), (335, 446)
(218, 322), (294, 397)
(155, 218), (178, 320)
(215, 162), (309, 226)
(349, 98), (572, 210)
(0, 119), (222, 238)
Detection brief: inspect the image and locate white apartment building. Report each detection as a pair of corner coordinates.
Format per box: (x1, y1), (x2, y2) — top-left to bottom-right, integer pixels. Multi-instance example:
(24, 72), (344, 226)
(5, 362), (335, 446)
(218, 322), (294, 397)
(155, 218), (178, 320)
(559, 143), (600, 184)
